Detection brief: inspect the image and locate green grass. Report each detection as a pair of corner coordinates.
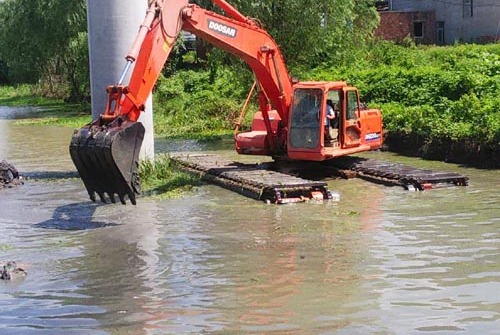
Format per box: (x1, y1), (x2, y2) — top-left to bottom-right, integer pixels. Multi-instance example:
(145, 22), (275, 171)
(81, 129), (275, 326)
(11, 102), (92, 128)
(138, 155), (201, 199)
(2, 78), (249, 141)
(14, 113), (91, 128)
(152, 112), (235, 139)
(1, 84), (93, 128)
(0, 85), (63, 106)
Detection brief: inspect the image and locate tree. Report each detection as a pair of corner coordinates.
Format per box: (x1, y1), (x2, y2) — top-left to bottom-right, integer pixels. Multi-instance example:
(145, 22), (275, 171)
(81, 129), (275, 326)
(0, 59), (9, 84)
(0, 0), (88, 101)
(195, 0), (380, 67)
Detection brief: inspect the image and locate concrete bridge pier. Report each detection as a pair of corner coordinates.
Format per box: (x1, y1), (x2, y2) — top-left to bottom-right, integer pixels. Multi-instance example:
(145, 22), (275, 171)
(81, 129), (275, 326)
(86, 0), (154, 160)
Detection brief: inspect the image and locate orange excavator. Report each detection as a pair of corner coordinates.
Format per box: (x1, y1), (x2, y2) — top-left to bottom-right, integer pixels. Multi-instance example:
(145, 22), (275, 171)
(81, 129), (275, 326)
(70, 0), (383, 204)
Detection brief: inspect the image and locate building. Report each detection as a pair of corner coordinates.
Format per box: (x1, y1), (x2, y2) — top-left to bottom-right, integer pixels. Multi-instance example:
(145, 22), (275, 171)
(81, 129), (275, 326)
(375, 0), (500, 45)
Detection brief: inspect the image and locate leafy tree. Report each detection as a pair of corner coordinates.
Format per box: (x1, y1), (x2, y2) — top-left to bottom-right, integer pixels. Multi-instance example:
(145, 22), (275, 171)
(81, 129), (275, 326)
(0, 0), (88, 101)
(0, 59), (8, 84)
(193, 0), (379, 67)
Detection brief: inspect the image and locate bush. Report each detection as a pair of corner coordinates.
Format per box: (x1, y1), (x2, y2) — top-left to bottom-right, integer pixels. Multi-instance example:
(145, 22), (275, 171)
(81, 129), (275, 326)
(0, 59), (8, 84)
(331, 43), (500, 151)
(153, 66), (256, 138)
(151, 42), (500, 157)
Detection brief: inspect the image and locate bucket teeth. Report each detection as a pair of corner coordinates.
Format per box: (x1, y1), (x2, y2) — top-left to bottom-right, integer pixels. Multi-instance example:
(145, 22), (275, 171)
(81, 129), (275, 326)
(69, 121), (145, 205)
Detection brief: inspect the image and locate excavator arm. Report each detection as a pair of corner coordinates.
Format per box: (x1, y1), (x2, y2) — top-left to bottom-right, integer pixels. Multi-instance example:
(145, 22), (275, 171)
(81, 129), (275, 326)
(122, 0), (293, 123)
(70, 0), (294, 204)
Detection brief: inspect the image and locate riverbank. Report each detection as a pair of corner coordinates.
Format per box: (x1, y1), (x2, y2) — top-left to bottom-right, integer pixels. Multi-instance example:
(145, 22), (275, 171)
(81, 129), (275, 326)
(6, 102), (499, 169)
(384, 131), (500, 168)
(3, 40), (500, 170)
(1, 85), (233, 140)
(0, 85), (64, 107)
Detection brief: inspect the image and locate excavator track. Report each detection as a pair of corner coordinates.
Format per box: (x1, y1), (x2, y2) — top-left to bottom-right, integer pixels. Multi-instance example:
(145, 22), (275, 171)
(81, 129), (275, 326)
(171, 154), (334, 204)
(330, 156), (468, 190)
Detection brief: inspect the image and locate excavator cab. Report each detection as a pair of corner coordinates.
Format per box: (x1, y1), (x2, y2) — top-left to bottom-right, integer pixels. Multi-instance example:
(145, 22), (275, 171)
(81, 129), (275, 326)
(287, 82), (382, 161)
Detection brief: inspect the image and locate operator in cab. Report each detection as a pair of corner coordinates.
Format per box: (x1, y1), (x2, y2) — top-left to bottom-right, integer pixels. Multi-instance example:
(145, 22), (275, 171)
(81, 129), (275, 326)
(324, 99), (338, 144)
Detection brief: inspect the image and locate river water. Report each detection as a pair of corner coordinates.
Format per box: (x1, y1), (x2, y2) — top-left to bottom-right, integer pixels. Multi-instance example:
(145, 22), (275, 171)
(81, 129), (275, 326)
(0, 106), (499, 334)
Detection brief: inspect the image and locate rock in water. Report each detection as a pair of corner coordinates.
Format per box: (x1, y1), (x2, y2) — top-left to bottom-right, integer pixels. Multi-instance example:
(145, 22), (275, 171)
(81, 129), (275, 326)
(0, 261), (27, 280)
(0, 160), (23, 188)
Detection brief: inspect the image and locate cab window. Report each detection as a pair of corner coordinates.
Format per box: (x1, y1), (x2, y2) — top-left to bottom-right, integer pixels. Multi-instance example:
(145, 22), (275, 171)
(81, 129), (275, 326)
(289, 88), (322, 149)
(327, 90), (341, 106)
(346, 91), (359, 120)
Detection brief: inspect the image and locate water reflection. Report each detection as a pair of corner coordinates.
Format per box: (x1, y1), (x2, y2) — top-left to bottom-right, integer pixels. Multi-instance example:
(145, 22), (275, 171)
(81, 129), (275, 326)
(0, 105), (44, 119)
(62, 201), (165, 335)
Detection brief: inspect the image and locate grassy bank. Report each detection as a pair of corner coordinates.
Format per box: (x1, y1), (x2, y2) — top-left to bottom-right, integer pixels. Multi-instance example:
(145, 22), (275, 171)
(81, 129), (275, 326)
(0, 85), (63, 106)
(2, 82), (239, 139)
(1, 84), (92, 128)
(138, 155), (201, 198)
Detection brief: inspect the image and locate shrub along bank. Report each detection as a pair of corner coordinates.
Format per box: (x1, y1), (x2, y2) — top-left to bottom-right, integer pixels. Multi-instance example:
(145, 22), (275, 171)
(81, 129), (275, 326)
(305, 42), (500, 167)
(153, 42), (500, 166)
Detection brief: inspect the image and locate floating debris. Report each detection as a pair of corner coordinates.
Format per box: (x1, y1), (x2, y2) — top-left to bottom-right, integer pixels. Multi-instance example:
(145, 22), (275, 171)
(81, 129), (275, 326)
(0, 261), (27, 280)
(0, 160), (23, 188)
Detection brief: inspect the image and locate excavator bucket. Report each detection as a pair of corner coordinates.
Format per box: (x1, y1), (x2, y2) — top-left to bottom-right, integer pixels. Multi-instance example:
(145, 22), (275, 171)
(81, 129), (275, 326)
(69, 120), (145, 205)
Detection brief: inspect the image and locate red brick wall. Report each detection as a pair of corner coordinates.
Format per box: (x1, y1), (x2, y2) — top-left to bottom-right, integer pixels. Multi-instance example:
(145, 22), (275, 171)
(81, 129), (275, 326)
(375, 11), (436, 44)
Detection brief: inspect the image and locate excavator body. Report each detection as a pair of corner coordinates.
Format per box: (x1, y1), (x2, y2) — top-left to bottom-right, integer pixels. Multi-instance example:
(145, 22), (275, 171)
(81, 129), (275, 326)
(70, 0), (382, 204)
(236, 81), (382, 160)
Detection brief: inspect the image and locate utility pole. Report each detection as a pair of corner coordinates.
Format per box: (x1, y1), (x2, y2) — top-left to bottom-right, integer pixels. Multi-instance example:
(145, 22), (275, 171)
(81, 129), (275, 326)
(86, 0), (154, 160)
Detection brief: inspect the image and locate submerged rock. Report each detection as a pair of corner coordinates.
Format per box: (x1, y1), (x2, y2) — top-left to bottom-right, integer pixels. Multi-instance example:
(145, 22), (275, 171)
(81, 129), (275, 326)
(0, 160), (23, 188)
(0, 261), (27, 280)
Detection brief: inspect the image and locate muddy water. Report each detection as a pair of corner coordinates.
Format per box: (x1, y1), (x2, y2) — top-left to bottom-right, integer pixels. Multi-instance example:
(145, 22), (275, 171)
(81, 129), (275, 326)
(1, 106), (499, 334)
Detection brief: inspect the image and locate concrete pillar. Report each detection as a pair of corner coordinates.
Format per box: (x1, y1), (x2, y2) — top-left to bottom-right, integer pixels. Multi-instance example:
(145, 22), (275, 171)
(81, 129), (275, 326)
(86, 0), (154, 160)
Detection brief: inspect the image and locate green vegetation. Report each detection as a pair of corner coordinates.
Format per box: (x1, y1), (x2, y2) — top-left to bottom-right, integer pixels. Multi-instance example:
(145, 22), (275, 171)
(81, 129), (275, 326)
(348, 42), (500, 164)
(138, 155), (201, 199)
(345, 42), (500, 142)
(0, 0), (499, 165)
(13, 113), (91, 128)
(152, 41), (500, 165)
(152, 67), (255, 138)
(0, 85), (63, 106)
(0, 0), (88, 101)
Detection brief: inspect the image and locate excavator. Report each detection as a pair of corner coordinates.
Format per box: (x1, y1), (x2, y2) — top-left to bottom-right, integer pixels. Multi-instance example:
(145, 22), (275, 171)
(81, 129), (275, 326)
(70, 0), (383, 205)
